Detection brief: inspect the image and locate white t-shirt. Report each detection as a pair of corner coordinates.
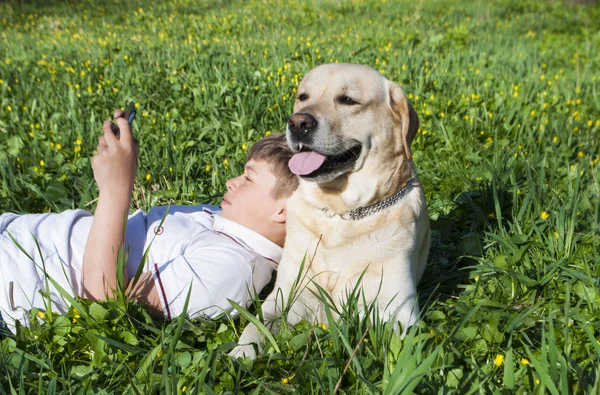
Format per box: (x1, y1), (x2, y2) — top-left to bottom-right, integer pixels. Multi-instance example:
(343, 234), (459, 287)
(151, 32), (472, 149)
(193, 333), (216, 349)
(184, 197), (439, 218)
(0, 205), (280, 333)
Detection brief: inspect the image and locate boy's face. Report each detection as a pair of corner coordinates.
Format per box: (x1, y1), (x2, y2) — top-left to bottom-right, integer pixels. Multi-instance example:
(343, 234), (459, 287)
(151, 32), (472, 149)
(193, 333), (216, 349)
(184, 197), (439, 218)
(219, 159), (286, 230)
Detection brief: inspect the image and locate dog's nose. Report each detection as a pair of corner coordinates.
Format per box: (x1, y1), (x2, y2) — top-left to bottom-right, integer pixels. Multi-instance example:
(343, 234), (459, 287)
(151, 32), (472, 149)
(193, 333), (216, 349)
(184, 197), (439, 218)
(288, 113), (317, 138)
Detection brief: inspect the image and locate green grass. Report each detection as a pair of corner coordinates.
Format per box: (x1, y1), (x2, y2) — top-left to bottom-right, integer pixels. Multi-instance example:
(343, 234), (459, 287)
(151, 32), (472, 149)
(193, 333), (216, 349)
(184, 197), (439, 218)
(1, 0), (600, 392)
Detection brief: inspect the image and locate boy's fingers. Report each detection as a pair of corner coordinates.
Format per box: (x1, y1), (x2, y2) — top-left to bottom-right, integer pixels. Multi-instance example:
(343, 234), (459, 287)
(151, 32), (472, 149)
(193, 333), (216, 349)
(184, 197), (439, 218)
(114, 117), (133, 145)
(114, 110), (126, 119)
(98, 135), (107, 147)
(102, 120), (119, 146)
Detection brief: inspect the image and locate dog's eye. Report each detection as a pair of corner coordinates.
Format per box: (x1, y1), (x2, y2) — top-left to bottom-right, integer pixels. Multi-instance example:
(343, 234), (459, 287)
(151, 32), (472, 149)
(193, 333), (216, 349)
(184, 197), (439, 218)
(298, 93), (309, 101)
(338, 96), (358, 105)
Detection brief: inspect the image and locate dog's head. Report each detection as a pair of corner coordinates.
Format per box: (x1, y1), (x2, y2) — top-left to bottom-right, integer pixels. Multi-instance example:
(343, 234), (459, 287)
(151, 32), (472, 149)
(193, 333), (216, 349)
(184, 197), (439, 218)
(287, 63), (418, 186)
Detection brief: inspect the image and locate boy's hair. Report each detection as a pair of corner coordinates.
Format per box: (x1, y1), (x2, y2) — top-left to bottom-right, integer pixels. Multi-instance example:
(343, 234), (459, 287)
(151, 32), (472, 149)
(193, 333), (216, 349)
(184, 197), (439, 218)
(247, 133), (299, 200)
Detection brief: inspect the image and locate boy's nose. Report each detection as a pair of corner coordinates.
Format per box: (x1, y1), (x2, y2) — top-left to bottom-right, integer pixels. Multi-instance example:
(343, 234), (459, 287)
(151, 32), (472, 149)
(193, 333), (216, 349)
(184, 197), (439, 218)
(226, 177), (237, 191)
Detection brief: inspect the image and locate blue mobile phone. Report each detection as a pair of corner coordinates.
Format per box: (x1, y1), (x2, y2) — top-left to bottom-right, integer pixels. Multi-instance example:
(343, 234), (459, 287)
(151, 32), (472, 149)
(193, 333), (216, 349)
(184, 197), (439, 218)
(127, 101), (137, 125)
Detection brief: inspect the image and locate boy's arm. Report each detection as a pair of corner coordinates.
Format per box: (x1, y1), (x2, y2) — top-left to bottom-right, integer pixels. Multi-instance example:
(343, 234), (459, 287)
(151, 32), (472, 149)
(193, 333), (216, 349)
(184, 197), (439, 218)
(81, 112), (139, 300)
(126, 272), (163, 317)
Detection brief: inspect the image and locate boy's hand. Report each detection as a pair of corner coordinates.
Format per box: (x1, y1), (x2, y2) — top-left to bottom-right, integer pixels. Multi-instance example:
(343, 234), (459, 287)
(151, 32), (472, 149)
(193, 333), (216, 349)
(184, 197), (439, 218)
(92, 110), (139, 198)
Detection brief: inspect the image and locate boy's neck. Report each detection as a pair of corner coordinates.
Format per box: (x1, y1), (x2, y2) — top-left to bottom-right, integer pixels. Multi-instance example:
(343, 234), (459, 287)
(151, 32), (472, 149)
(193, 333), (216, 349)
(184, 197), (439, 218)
(215, 213), (285, 248)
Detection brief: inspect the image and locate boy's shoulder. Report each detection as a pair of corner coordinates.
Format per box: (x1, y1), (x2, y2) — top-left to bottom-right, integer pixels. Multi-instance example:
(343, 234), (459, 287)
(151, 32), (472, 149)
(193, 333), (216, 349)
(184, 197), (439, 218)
(144, 204), (221, 218)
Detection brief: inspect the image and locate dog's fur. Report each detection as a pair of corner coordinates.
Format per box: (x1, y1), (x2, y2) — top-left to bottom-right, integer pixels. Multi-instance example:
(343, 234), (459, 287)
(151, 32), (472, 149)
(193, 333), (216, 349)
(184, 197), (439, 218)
(230, 63), (430, 359)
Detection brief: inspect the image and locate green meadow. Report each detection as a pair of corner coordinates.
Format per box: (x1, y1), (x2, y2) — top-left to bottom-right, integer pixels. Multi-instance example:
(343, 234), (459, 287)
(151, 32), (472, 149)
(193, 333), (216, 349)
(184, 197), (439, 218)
(1, 0), (599, 392)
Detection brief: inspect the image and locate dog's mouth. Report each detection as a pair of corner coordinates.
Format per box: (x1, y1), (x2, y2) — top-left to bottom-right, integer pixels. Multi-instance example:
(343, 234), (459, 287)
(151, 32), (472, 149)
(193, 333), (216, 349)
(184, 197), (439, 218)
(288, 143), (362, 181)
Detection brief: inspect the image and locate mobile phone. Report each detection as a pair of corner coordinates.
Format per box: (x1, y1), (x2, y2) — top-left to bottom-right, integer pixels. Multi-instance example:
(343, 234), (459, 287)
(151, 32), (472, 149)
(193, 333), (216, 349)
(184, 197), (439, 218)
(126, 101), (137, 125)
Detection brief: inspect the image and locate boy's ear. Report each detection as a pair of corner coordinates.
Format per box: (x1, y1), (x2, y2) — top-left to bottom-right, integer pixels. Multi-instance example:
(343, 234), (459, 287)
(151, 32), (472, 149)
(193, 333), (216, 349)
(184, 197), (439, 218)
(273, 206), (286, 224)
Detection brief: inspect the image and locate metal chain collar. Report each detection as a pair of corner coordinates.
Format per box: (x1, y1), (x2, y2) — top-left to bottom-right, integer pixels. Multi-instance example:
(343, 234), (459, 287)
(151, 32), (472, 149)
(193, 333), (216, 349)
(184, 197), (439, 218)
(322, 176), (416, 221)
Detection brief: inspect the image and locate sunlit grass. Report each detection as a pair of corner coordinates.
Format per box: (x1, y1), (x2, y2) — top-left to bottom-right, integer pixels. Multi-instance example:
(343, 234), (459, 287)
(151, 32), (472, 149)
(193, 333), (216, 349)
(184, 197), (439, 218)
(1, 0), (599, 392)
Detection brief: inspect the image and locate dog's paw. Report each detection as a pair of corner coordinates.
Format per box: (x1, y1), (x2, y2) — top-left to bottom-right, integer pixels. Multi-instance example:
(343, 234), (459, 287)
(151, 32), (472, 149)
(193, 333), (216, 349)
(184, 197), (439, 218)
(228, 344), (257, 360)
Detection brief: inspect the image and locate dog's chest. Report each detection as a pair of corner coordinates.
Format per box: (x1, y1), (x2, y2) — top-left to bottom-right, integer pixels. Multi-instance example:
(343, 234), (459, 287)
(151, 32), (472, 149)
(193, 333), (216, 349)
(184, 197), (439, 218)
(285, 191), (420, 291)
(293, 214), (415, 292)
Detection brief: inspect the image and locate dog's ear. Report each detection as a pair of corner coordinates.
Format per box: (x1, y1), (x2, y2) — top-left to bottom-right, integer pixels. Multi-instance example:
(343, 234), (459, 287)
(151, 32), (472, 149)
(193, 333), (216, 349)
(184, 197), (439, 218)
(389, 83), (419, 160)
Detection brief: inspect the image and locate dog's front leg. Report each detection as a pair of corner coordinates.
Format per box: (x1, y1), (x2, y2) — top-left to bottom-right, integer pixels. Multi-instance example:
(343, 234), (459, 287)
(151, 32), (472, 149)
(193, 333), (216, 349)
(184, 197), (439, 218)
(228, 296), (280, 359)
(380, 279), (419, 336)
(229, 261), (306, 359)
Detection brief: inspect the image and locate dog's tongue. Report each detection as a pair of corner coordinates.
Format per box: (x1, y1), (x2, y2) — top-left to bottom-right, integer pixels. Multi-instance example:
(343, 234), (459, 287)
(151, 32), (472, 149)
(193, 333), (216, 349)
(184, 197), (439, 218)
(289, 151), (327, 175)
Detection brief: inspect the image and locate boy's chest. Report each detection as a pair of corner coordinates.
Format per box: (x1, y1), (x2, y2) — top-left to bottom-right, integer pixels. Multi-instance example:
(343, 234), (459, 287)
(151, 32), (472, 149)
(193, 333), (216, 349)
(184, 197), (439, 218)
(143, 210), (216, 260)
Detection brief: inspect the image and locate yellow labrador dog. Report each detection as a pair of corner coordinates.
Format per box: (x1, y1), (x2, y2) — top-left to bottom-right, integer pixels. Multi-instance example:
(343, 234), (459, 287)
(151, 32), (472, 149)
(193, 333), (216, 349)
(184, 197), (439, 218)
(230, 63), (430, 359)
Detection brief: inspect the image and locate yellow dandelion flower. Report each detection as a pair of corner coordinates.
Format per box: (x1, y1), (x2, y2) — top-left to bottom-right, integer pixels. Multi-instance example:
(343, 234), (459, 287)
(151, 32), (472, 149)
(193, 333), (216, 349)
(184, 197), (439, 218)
(588, 120), (593, 127)
(72, 308), (81, 323)
(40, 160), (45, 166)
(540, 211), (550, 220)
(76, 139), (82, 146)
(553, 136), (558, 143)
(169, 167), (173, 172)
(577, 151), (584, 158)
(181, 386), (187, 392)
(494, 354), (504, 367)
(242, 144), (247, 150)
(530, 110), (535, 117)
(319, 323), (328, 331)
(50, 142), (55, 148)
(145, 173), (151, 181)
(536, 379), (540, 385)
(223, 159), (228, 166)
(205, 165), (211, 172)
(7, 105), (12, 111)
(56, 143), (62, 150)
(265, 131), (271, 136)
(281, 376), (292, 384)
(521, 358), (530, 365)
(37, 311), (46, 319)
(74, 146), (81, 153)
(157, 349), (163, 357)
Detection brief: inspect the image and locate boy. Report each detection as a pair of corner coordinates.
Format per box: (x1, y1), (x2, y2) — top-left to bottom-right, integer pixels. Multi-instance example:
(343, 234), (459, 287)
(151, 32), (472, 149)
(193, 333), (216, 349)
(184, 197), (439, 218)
(0, 111), (298, 334)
